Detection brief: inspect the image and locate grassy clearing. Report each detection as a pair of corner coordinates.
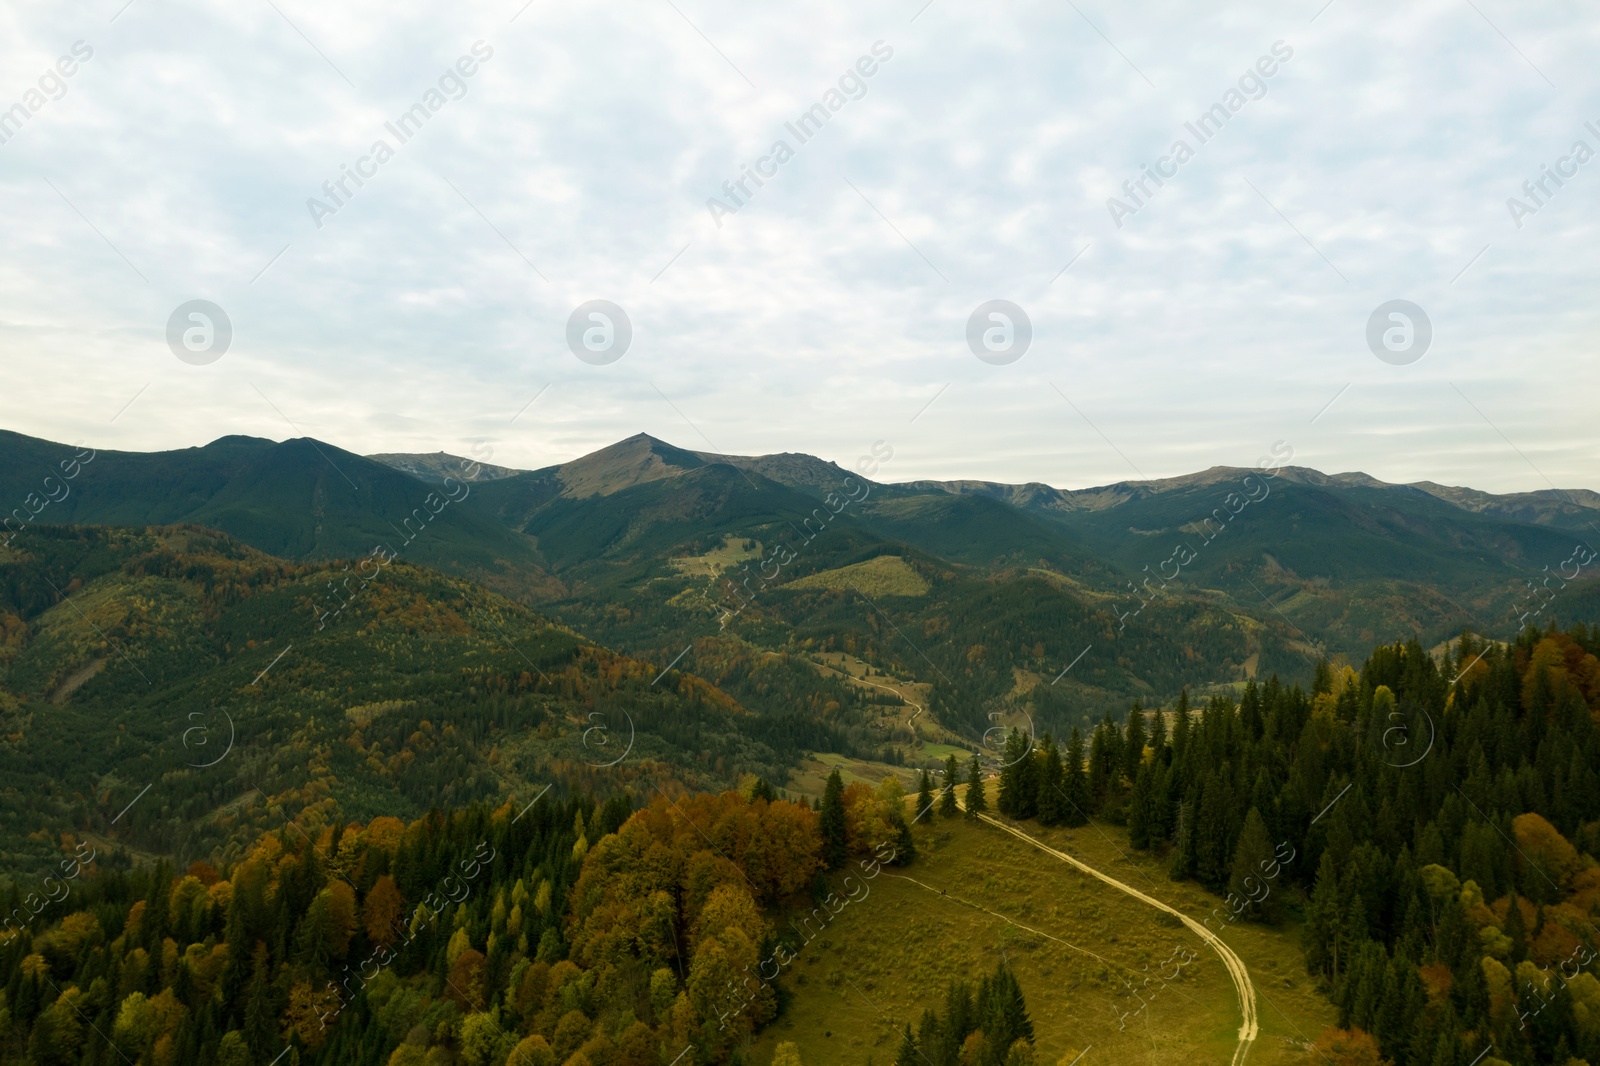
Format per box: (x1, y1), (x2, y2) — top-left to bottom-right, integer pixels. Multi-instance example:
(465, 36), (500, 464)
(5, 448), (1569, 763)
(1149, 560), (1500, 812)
(788, 752), (920, 798)
(1007, 817), (1337, 1066)
(669, 534), (763, 577)
(742, 816), (1264, 1066)
(787, 555), (930, 597)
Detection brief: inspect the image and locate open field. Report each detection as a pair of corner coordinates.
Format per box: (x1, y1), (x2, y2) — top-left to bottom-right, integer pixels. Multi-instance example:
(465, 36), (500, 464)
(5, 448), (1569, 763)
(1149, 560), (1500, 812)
(787, 555), (931, 597)
(742, 814), (1334, 1066)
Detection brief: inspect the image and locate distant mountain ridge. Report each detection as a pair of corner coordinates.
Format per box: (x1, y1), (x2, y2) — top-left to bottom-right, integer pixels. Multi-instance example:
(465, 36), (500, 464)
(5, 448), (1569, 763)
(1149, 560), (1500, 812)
(4, 427), (1596, 677)
(370, 435), (1600, 529)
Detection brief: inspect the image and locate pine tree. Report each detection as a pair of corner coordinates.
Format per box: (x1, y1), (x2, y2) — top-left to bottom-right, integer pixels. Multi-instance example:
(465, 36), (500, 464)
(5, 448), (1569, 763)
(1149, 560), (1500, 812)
(1123, 703), (1146, 783)
(1194, 773), (1233, 890)
(1228, 807), (1278, 922)
(1504, 891), (1528, 963)
(1303, 852), (1340, 977)
(1035, 735), (1065, 826)
(1149, 703), (1168, 763)
(242, 943), (277, 1051)
(1017, 729), (1043, 813)
(940, 754), (961, 819)
(1169, 794), (1197, 881)
(1061, 728), (1089, 827)
(997, 730), (1029, 817)
(1009, 731), (1039, 819)
(916, 769), (935, 824)
(895, 1023), (919, 1066)
(820, 769), (848, 868)
(1170, 689), (1191, 763)
(965, 754), (987, 816)
(1127, 761), (1154, 850)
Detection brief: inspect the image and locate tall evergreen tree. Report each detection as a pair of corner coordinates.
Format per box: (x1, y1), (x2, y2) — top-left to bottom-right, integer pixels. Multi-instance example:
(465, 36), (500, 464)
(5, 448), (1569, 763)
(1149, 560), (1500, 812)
(1035, 735), (1066, 826)
(1123, 703), (1146, 783)
(940, 754), (961, 819)
(1170, 689), (1192, 764)
(966, 754), (987, 817)
(1149, 702), (1169, 763)
(1007, 730), (1039, 819)
(1504, 891), (1528, 963)
(1127, 760), (1155, 850)
(1228, 807), (1279, 922)
(1088, 718), (1115, 803)
(916, 768), (935, 824)
(1169, 793), (1198, 880)
(820, 769), (848, 869)
(895, 1023), (919, 1066)
(1061, 728), (1089, 827)
(1194, 772), (1234, 889)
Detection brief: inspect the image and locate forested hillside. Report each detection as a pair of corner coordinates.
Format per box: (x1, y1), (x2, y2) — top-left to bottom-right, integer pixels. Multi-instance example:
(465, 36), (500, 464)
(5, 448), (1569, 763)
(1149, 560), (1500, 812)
(0, 777), (926, 1066)
(988, 624), (1600, 1066)
(0, 526), (818, 878)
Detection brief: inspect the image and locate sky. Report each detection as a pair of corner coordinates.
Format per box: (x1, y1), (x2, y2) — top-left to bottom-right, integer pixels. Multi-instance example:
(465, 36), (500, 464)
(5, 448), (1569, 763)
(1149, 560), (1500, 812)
(1, 0), (1597, 494)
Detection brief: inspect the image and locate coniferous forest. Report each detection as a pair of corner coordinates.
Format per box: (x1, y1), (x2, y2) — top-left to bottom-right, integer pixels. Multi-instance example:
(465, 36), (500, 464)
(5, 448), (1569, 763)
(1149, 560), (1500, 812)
(990, 625), (1600, 1066)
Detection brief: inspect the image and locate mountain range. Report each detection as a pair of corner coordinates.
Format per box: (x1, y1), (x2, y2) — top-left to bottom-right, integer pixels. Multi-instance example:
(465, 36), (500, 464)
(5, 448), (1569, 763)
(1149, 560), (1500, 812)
(2, 425), (1597, 871)
(4, 427), (1598, 721)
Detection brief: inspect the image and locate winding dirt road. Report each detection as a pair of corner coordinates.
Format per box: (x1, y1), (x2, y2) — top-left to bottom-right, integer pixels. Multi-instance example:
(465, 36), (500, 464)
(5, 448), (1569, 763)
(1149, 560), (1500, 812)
(962, 803), (1259, 1066)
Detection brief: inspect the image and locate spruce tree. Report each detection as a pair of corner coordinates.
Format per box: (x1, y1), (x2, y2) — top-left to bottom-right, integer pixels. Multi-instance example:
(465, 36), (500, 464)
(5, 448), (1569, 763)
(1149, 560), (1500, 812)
(894, 1023), (918, 1066)
(1010, 731), (1039, 819)
(1123, 703), (1146, 783)
(916, 769), (935, 824)
(1194, 773), (1233, 889)
(1170, 689), (1191, 763)
(997, 730), (1028, 816)
(1035, 736), (1065, 826)
(1127, 761), (1154, 850)
(1088, 719), (1114, 802)
(1169, 793), (1198, 881)
(1303, 852), (1340, 976)
(1227, 807), (1278, 922)
(1504, 891), (1528, 963)
(965, 754), (987, 816)
(940, 754), (960, 819)
(820, 769), (848, 869)
(1061, 728), (1089, 827)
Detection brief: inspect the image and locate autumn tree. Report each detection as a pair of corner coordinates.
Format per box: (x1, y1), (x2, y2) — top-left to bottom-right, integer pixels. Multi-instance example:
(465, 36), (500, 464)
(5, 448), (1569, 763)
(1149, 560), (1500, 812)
(364, 874), (405, 946)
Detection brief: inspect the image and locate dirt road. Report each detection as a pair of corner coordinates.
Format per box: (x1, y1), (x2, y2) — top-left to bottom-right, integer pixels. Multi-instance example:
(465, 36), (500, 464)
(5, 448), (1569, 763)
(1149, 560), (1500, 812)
(963, 804), (1259, 1066)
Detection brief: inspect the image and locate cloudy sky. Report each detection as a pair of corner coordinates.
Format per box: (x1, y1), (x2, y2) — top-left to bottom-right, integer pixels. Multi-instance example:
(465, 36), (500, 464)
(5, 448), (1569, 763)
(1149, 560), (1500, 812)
(1, 0), (1596, 492)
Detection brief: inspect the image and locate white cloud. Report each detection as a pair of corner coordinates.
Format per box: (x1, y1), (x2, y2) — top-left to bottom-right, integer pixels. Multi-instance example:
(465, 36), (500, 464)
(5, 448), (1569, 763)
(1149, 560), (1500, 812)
(0, 0), (1594, 493)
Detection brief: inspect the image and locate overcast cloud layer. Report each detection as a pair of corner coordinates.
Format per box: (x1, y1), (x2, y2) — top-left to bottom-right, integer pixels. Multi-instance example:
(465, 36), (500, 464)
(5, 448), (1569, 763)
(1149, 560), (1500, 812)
(1, 0), (1596, 493)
